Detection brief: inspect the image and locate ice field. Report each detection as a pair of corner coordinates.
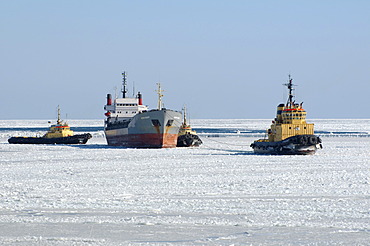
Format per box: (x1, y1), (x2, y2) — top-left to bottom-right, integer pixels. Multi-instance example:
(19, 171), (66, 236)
(0, 119), (369, 245)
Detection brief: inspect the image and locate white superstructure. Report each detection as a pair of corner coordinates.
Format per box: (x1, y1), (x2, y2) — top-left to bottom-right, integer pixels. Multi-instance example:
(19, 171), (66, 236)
(104, 96), (148, 119)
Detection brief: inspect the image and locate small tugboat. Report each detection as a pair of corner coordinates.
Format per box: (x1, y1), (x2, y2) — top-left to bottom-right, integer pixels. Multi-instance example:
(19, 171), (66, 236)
(250, 75), (322, 155)
(177, 106), (202, 147)
(8, 107), (92, 144)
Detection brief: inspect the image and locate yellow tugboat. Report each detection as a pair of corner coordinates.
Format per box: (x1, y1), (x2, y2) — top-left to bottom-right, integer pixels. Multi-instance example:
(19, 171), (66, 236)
(250, 75), (322, 155)
(176, 106), (202, 147)
(8, 107), (92, 144)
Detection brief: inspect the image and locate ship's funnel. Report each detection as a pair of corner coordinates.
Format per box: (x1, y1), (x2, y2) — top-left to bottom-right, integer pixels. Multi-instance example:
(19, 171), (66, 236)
(107, 94), (112, 105)
(138, 92), (143, 105)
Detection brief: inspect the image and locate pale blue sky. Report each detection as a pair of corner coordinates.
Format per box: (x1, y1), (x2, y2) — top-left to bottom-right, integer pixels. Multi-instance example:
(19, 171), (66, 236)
(1, 0), (369, 119)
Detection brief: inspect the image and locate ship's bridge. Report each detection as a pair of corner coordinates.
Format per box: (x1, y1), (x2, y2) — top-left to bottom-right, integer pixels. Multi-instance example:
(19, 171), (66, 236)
(105, 98), (148, 118)
(281, 107), (307, 124)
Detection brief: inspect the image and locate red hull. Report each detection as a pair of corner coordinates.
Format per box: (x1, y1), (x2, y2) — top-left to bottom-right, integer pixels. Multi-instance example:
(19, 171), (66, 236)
(106, 133), (178, 148)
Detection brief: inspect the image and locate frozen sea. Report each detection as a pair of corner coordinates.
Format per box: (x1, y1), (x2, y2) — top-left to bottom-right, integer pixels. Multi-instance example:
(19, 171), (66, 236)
(0, 119), (369, 245)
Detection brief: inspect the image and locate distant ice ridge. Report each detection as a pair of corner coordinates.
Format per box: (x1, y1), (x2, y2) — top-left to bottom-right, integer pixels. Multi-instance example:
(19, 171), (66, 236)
(0, 119), (103, 128)
(0, 119), (369, 139)
(0, 120), (105, 139)
(2, 119), (369, 131)
(194, 119), (370, 138)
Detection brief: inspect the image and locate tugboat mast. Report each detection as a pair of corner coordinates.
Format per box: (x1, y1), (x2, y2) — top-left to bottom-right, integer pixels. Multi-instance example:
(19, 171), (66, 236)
(183, 106), (188, 125)
(57, 105), (61, 125)
(121, 72), (128, 98)
(284, 74), (295, 107)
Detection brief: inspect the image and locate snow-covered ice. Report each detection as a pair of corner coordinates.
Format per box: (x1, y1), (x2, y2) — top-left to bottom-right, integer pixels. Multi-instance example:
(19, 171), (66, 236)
(0, 119), (369, 245)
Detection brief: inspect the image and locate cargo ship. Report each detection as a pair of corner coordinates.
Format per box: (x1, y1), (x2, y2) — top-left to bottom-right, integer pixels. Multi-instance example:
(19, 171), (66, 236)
(104, 72), (182, 148)
(250, 75), (322, 155)
(177, 106), (202, 147)
(8, 107), (92, 144)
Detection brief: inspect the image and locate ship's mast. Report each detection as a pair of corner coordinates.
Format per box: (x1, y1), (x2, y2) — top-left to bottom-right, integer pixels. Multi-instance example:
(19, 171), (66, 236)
(183, 106), (188, 125)
(284, 74), (295, 107)
(121, 72), (127, 98)
(156, 82), (164, 110)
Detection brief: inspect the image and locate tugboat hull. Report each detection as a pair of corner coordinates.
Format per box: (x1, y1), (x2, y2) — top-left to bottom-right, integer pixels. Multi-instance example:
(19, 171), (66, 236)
(250, 135), (322, 155)
(8, 133), (92, 145)
(177, 133), (203, 147)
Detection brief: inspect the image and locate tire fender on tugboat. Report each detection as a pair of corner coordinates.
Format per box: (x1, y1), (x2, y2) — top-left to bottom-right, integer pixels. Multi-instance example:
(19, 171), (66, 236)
(300, 136), (308, 145)
(309, 136), (317, 145)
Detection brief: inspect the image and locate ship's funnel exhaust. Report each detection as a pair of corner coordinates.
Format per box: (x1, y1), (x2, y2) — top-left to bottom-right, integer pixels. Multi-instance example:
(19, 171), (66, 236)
(107, 94), (112, 105)
(138, 92), (143, 105)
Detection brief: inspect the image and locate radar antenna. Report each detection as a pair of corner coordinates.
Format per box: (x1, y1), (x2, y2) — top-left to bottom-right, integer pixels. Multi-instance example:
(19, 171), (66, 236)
(121, 71), (128, 98)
